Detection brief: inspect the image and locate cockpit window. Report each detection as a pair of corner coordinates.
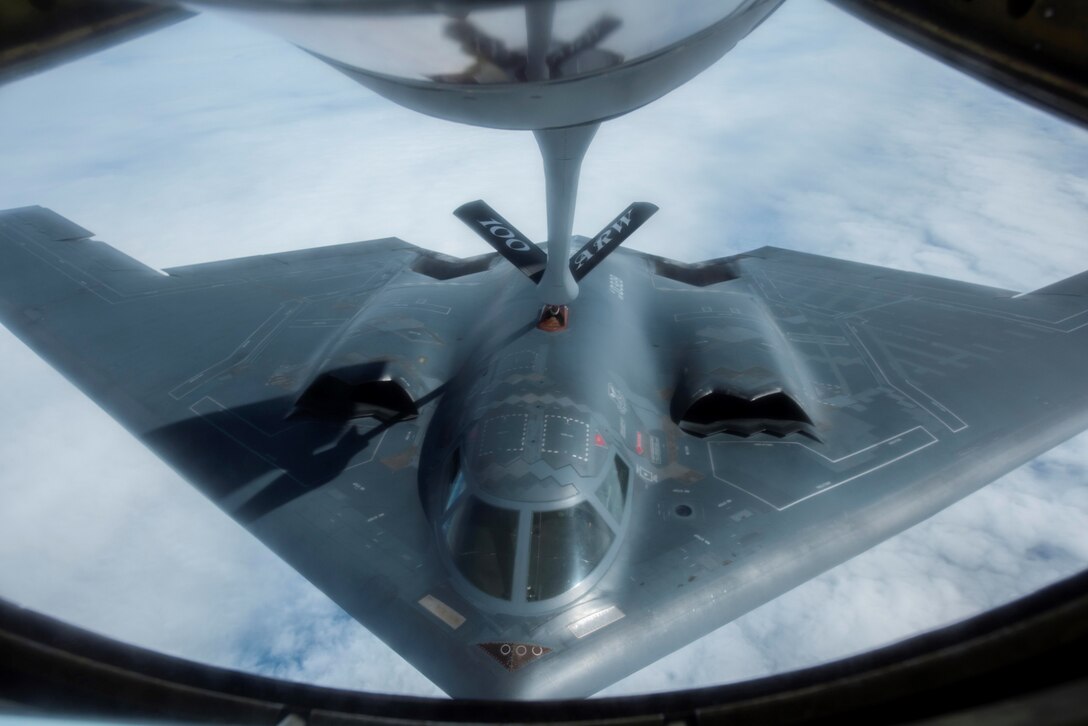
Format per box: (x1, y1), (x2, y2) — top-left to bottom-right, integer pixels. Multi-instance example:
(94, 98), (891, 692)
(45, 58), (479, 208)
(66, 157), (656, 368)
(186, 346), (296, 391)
(445, 497), (518, 600)
(597, 456), (629, 524)
(445, 462), (466, 513)
(526, 501), (614, 602)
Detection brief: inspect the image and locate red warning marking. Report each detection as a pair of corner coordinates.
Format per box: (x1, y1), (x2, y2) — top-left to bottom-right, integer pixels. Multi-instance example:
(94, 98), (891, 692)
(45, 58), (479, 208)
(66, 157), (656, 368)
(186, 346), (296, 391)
(635, 432), (644, 456)
(594, 433), (607, 447)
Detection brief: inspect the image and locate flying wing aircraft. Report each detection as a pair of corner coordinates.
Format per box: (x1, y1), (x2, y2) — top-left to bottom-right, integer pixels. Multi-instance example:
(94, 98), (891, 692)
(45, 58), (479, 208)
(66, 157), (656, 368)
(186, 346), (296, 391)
(2, 0), (1088, 702)
(2, 197), (1086, 698)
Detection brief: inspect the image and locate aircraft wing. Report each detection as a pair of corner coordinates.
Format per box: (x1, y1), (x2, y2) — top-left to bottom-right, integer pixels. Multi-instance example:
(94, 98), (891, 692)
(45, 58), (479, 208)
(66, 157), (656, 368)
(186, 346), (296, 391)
(0, 206), (511, 695)
(544, 244), (1088, 696)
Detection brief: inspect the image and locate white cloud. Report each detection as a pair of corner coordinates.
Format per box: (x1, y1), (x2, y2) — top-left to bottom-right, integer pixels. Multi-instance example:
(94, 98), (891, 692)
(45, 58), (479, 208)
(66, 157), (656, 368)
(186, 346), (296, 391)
(0, 0), (1085, 699)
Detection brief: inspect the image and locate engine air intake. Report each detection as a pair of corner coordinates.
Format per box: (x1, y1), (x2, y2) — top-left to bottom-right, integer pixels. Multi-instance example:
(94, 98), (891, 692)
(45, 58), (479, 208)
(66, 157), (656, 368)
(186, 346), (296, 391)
(676, 389), (815, 439)
(294, 363), (418, 422)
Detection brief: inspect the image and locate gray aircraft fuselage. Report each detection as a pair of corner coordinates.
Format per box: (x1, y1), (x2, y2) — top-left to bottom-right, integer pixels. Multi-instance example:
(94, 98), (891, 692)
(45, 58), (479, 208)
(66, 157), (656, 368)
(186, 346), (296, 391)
(419, 253), (657, 615)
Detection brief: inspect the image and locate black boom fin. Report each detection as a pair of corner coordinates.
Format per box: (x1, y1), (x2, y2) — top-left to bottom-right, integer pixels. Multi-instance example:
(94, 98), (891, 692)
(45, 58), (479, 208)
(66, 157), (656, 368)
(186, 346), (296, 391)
(569, 202), (658, 281)
(454, 200), (547, 283)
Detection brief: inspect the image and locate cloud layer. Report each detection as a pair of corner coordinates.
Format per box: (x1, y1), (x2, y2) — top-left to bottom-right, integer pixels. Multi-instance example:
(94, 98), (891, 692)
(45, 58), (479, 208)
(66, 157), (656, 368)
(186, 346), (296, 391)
(0, 1), (1085, 698)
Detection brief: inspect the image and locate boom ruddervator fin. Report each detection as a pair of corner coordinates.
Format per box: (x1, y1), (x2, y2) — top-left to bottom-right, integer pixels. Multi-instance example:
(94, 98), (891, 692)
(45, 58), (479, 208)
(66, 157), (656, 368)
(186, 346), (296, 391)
(453, 200), (547, 282)
(454, 199), (657, 286)
(569, 201), (658, 281)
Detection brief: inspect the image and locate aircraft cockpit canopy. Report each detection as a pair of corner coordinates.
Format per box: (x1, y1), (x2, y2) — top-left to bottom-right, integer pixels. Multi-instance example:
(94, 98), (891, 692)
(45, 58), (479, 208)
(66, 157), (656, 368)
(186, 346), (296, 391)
(441, 455), (630, 606)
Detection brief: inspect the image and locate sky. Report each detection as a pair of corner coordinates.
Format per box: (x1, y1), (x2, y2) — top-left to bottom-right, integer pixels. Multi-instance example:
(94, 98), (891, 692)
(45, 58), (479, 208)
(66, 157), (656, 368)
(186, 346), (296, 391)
(0, 0), (1087, 700)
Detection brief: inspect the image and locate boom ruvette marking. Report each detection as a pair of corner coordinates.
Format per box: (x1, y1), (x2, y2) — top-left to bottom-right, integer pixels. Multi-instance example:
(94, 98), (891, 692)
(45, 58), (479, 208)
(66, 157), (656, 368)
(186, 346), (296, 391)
(3, 0), (1088, 701)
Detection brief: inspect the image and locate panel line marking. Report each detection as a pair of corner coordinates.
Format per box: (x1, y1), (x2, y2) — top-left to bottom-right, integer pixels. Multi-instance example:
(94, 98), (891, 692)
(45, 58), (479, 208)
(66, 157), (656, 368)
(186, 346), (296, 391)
(846, 322), (969, 433)
(169, 301), (302, 400)
(709, 426), (939, 512)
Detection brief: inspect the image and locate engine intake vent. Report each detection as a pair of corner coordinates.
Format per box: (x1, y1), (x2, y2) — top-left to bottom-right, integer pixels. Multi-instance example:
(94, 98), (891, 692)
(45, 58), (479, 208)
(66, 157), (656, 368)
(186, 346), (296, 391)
(412, 251), (495, 280)
(653, 258), (740, 287)
(294, 363), (418, 422)
(676, 389), (816, 440)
